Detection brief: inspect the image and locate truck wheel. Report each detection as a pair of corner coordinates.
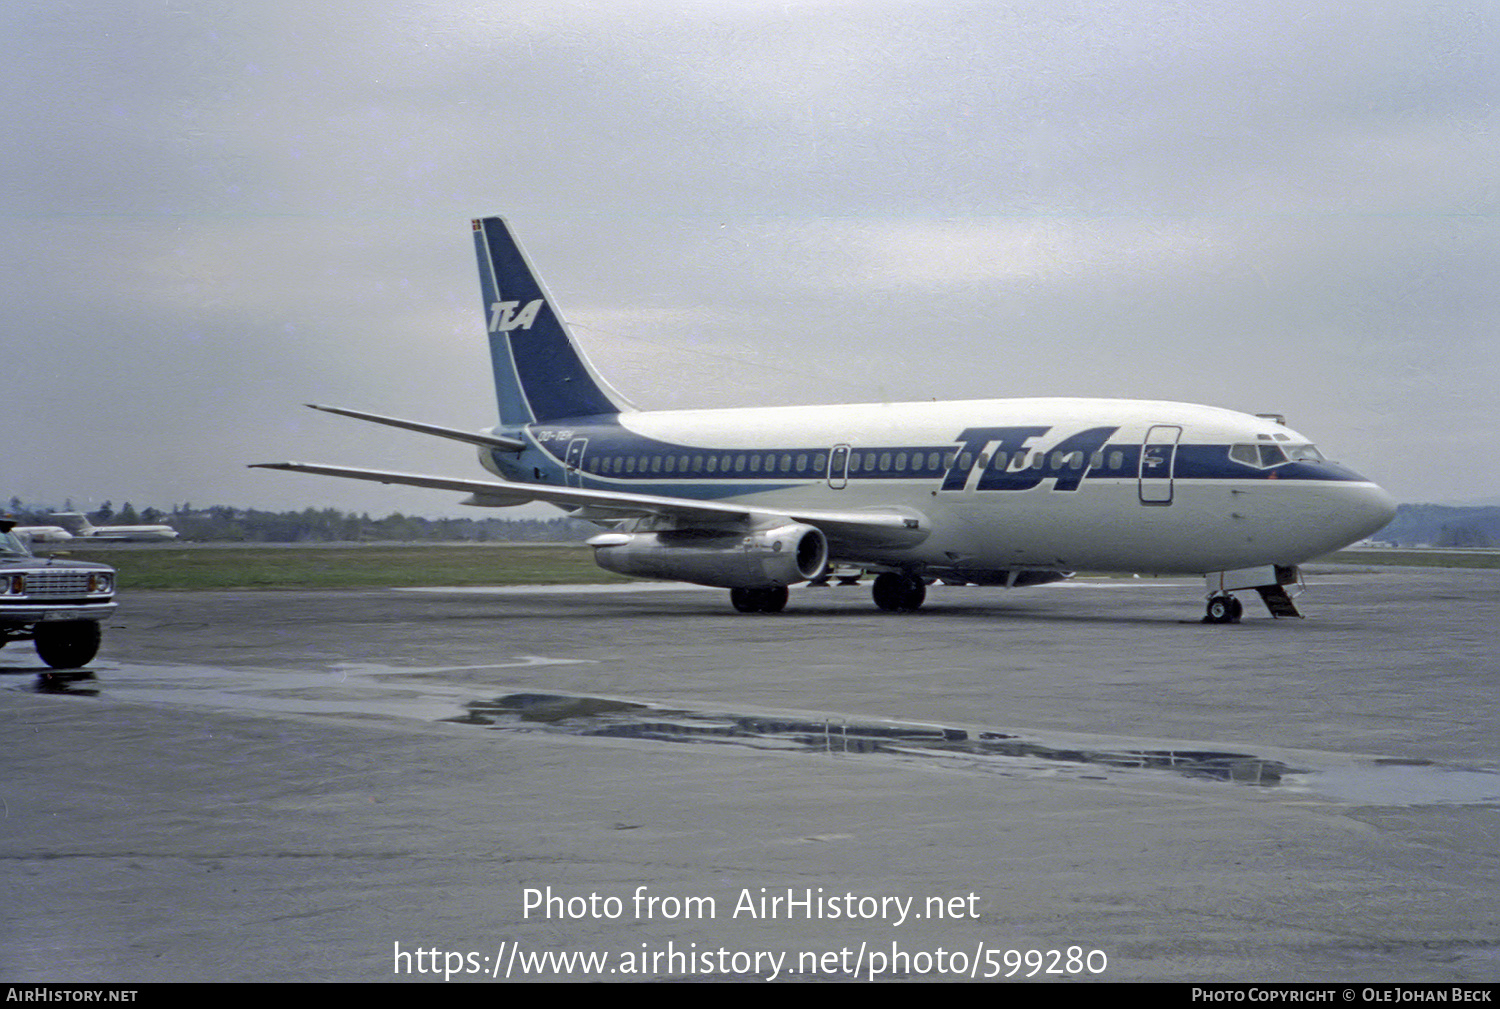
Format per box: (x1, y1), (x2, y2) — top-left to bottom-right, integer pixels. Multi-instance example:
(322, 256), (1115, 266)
(34, 621), (102, 669)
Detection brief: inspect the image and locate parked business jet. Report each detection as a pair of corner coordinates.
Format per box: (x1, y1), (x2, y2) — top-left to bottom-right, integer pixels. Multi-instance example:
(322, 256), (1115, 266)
(256, 217), (1396, 622)
(49, 513), (179, 542)
(11, 524), (74, 543)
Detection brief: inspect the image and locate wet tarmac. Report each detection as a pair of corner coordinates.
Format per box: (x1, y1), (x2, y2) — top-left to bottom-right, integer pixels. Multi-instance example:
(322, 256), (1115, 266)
(2, 565), (1497, 982)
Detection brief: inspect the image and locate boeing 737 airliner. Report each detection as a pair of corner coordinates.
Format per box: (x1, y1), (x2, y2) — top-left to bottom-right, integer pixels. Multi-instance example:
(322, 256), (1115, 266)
(256, 217), (1396, 622)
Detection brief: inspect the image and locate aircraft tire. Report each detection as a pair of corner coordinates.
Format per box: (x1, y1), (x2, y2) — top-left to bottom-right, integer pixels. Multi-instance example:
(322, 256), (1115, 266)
(1205, 595), (1239, 624)
(34, 621), (102, 669)
(873, 573), (925, 613)
(730, 586), (789, 614)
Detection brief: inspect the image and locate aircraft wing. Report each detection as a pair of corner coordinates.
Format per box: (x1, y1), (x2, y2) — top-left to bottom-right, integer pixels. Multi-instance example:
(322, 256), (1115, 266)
(250, 462), (930, 549)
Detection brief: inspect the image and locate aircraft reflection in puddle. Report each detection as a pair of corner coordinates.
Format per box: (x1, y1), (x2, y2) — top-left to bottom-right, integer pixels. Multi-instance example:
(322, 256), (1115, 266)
(450, 692), (1500, 805)
(450, 691), (1298, 787)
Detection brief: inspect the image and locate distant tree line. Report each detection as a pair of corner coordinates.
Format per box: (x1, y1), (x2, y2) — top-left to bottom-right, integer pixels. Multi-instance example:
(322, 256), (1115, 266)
(1368, 505), (1499, 549)
(4, 497), (599, 543)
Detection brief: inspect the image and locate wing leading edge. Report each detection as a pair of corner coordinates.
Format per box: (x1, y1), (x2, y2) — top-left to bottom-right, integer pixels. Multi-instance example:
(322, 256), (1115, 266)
(249, 461), (930, 550)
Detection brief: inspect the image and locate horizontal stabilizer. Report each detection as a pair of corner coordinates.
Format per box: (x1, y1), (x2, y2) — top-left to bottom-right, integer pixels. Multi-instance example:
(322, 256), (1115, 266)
(306, 404), (526, 452)
(251, 462), (538, 506)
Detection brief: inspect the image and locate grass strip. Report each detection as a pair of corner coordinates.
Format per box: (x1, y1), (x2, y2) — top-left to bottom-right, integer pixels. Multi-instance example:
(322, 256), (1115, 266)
(52, 544), (635, 591)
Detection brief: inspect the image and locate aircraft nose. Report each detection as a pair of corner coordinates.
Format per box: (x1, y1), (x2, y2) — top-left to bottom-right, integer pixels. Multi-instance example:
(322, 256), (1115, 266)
(1348, 480), (1398, 541)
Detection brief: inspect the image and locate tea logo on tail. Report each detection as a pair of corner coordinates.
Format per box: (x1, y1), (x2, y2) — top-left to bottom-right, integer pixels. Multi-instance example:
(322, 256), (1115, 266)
(489, 299), (544, 333)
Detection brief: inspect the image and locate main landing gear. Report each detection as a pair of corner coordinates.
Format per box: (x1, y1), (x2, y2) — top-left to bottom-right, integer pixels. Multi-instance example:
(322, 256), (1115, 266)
(872, 572), (926, 613)
(728, 572), (928, 614)
(729, 586), (789, 613)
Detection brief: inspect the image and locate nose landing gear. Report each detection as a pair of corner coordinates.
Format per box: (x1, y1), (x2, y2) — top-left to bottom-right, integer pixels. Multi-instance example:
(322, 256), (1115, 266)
(1203, 565), (1305, 622)
(1204, 594), (1244, 624)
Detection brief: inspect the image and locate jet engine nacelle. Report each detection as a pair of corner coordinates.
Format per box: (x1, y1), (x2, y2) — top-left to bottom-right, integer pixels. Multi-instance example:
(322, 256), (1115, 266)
(588, 523), (829, 589)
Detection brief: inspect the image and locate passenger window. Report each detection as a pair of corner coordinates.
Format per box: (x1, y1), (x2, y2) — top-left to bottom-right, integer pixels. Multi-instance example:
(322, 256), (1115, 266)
(1108, 450), (1123, 470)
(814, 452), (827, 471)
(944, 451), (957, 468)
(977, 453), (989, 469)
(651, 456), (662, 473)
(780, 454), (792, 473)
(1089, 451), (1103, 469)
(749, 454), (761, 473)
(692, 455), (704, 472)
(1050, 451), (1064, 469)
(796, 453), (808, 472)
(679, 455), (689, 472)
(706, 456), (718, 473)
(959, 452), (972, 470)
(895, 452), (907, 471)
(664, 456), (676, 473)
(992, 451), (1007, 470)
(1031, 453), (1044, 470)
(925, 451), (938, 471)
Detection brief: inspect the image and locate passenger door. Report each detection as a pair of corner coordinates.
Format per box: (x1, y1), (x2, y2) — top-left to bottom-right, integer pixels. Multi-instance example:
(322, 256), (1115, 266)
(1138, 426), (1181, 505)
(565, 438), (589, 488)
(827, 444), (850, 489)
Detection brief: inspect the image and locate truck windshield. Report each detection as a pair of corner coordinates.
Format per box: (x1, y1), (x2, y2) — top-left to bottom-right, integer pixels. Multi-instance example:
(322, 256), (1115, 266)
(0, 531), (34, 558)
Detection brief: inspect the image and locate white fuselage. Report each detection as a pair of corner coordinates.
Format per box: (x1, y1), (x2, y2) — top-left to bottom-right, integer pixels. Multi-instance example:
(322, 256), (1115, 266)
(492, 397), (1396, 577)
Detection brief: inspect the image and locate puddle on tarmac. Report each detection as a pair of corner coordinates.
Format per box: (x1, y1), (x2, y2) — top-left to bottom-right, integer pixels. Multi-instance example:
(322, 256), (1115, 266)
(1289, 761), (1500, 805)
(450, 693), (1500, 804)
(13, 661), (1498, 806)
(450, 691), (1300, 788)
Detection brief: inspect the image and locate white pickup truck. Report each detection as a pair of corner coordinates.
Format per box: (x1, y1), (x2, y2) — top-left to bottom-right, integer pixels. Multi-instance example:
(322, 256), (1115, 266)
(0, 519), (117, 668)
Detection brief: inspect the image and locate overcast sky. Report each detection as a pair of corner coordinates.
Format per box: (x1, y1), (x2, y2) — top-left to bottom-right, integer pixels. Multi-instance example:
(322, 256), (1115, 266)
(4, 1), (1496, 517)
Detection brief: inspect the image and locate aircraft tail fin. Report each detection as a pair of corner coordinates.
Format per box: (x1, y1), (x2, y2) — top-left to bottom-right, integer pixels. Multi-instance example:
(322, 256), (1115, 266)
(471, 217), (635, 425)
(49, 513), (94, 535)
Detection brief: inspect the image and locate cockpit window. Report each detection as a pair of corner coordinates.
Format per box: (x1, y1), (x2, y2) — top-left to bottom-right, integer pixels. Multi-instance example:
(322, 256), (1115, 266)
(1230, 443), (1294, 468)
(1286, 444), (1324, 463)
(1258, 444), (1288, 467)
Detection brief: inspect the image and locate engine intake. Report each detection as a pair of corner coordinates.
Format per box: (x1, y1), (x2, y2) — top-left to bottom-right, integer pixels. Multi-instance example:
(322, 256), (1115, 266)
(589, 523), (828, 589)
